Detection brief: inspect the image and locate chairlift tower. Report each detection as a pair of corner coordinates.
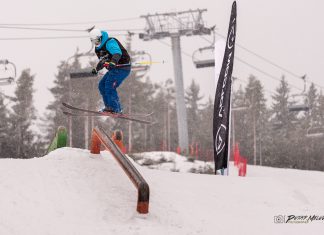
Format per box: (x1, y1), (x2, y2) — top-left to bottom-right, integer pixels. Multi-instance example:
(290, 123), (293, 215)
(140, 9), (211, 151)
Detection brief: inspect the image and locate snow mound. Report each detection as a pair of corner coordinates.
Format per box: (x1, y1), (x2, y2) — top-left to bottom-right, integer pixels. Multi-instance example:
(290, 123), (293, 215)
(0, 148), (323, 235)
(130, 151), (214, 174)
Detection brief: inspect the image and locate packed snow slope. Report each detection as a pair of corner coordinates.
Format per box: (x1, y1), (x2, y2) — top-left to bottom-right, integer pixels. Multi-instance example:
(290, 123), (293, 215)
(0, 148), (323, 235)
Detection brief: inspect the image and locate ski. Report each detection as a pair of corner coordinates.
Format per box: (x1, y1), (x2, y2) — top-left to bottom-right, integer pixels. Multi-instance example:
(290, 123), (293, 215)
(62, 102), (154, 125)
(62, 111), (99, 117)
(63, 110), (154, 118)
(62, 102), (154, 117)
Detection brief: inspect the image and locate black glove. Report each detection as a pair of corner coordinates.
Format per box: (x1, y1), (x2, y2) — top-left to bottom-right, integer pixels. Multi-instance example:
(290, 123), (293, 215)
(96, 58), (107, 71)
(91, 68), (98, 75)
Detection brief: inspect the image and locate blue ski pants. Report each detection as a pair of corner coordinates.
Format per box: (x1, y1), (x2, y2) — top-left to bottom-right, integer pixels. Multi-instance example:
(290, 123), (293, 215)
(98, 68), (131, 113)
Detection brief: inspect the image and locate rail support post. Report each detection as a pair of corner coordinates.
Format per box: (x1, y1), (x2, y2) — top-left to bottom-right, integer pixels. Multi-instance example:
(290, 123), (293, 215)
(91, 131), (101, 154)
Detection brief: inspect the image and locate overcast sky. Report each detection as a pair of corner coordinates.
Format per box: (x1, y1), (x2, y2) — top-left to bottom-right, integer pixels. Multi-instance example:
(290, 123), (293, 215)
(0, 0), (323, 117)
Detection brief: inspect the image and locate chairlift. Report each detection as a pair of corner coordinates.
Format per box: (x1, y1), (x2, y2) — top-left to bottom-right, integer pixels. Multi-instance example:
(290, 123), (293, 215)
(192, 46), (215, 68)
(306, 126), (324, 138)
(69, 46), (97, 79)
(192, 27), (215, 69)
(0, 77), (14, 86)
(0, 60), (16, 86)
(288, 101), (310, 112)
(288, 74), (310, 112)
(272, 120), (283, 130)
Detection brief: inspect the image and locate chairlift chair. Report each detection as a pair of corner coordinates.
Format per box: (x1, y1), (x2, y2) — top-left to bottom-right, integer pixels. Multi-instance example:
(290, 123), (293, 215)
(0, 77), (14, 86)
(306, 126), (324, 138)
(272, 120), (284, 130)
(0, 60), (16, 86)
(192, 27), (215, 69)
(192, 46), (215, 68)
(69, 47), (97, 79)
(288, 101), (310, 112)
(288, 74), (310, 112)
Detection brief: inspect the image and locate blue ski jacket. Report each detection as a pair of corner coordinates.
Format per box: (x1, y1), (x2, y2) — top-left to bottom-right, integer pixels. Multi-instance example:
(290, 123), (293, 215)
(95, 31), (130, 65)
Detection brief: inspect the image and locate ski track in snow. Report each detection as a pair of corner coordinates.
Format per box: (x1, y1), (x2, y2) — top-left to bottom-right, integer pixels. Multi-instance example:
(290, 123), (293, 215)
(0, 147), (323, 235)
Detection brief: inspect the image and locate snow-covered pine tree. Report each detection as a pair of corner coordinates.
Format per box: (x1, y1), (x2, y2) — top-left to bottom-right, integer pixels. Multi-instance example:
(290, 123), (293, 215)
(0, 94), (12, 158)
(196, 96), (214, 161)
(268, 76), (298, 168)
(185, 79), (203, 149)
(316, 91), (324, 170)
(10, 69), (36, 158)
(230, 85), (247, 161)
(241, 75), (267, 165)
(303, 83), (323, 170)
(43, 61), (70, 145)
(45, 51), (100, 149)
(139, 79), (177, 152)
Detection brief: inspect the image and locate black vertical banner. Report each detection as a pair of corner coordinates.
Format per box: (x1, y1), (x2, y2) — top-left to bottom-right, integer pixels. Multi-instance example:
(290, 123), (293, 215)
(213, 1), (237, 174)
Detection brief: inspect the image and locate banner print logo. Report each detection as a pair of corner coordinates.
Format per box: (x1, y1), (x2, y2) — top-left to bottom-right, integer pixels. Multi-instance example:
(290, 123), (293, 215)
(215, 124), (227, 155)
(227, 19), (236, 49)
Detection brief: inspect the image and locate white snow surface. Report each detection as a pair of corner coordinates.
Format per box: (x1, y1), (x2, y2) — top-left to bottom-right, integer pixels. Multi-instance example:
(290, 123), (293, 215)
(132, 151), (214, 173)
(0, 148), (323, 235)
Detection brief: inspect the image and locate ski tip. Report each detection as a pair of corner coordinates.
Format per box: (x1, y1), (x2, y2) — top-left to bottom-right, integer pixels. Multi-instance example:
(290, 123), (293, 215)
(132, 111), (154, 117)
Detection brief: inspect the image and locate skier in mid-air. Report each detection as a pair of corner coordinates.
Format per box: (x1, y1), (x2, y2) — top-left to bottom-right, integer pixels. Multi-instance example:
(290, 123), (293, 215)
(89, 28), (131, 114)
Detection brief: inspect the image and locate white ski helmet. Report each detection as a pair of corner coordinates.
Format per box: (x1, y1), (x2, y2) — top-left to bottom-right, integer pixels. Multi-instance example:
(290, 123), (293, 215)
(89, 28), (102, 46)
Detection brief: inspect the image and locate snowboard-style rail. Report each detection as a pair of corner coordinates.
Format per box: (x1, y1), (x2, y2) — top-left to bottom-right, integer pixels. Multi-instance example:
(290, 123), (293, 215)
(90, 126), (150, 214)
(46, 126), (67, 154)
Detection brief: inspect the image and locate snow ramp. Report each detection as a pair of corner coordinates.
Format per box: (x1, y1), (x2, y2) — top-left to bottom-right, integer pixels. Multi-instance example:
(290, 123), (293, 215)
(1, 148), (324, 234)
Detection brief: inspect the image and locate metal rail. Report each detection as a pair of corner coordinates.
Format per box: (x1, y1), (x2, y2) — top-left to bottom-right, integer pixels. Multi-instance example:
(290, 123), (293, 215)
(90, 126), (150, 214)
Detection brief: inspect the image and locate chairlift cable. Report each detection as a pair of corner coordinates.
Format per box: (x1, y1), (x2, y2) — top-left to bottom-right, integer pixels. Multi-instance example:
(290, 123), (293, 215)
(0, 17), (141, 26)
(213, 30), (324, 91)
(235, 57), (303, 91)
(235, 77), (277, 96)
(0, 34), (129, 40)
(157, 37), (304, 93)
(0, 25), (144, 32)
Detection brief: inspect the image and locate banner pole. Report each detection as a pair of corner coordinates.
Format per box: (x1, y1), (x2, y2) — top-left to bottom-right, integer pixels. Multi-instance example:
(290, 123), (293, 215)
(213, 1), (237, 175)
(226, 78), (233, 176)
